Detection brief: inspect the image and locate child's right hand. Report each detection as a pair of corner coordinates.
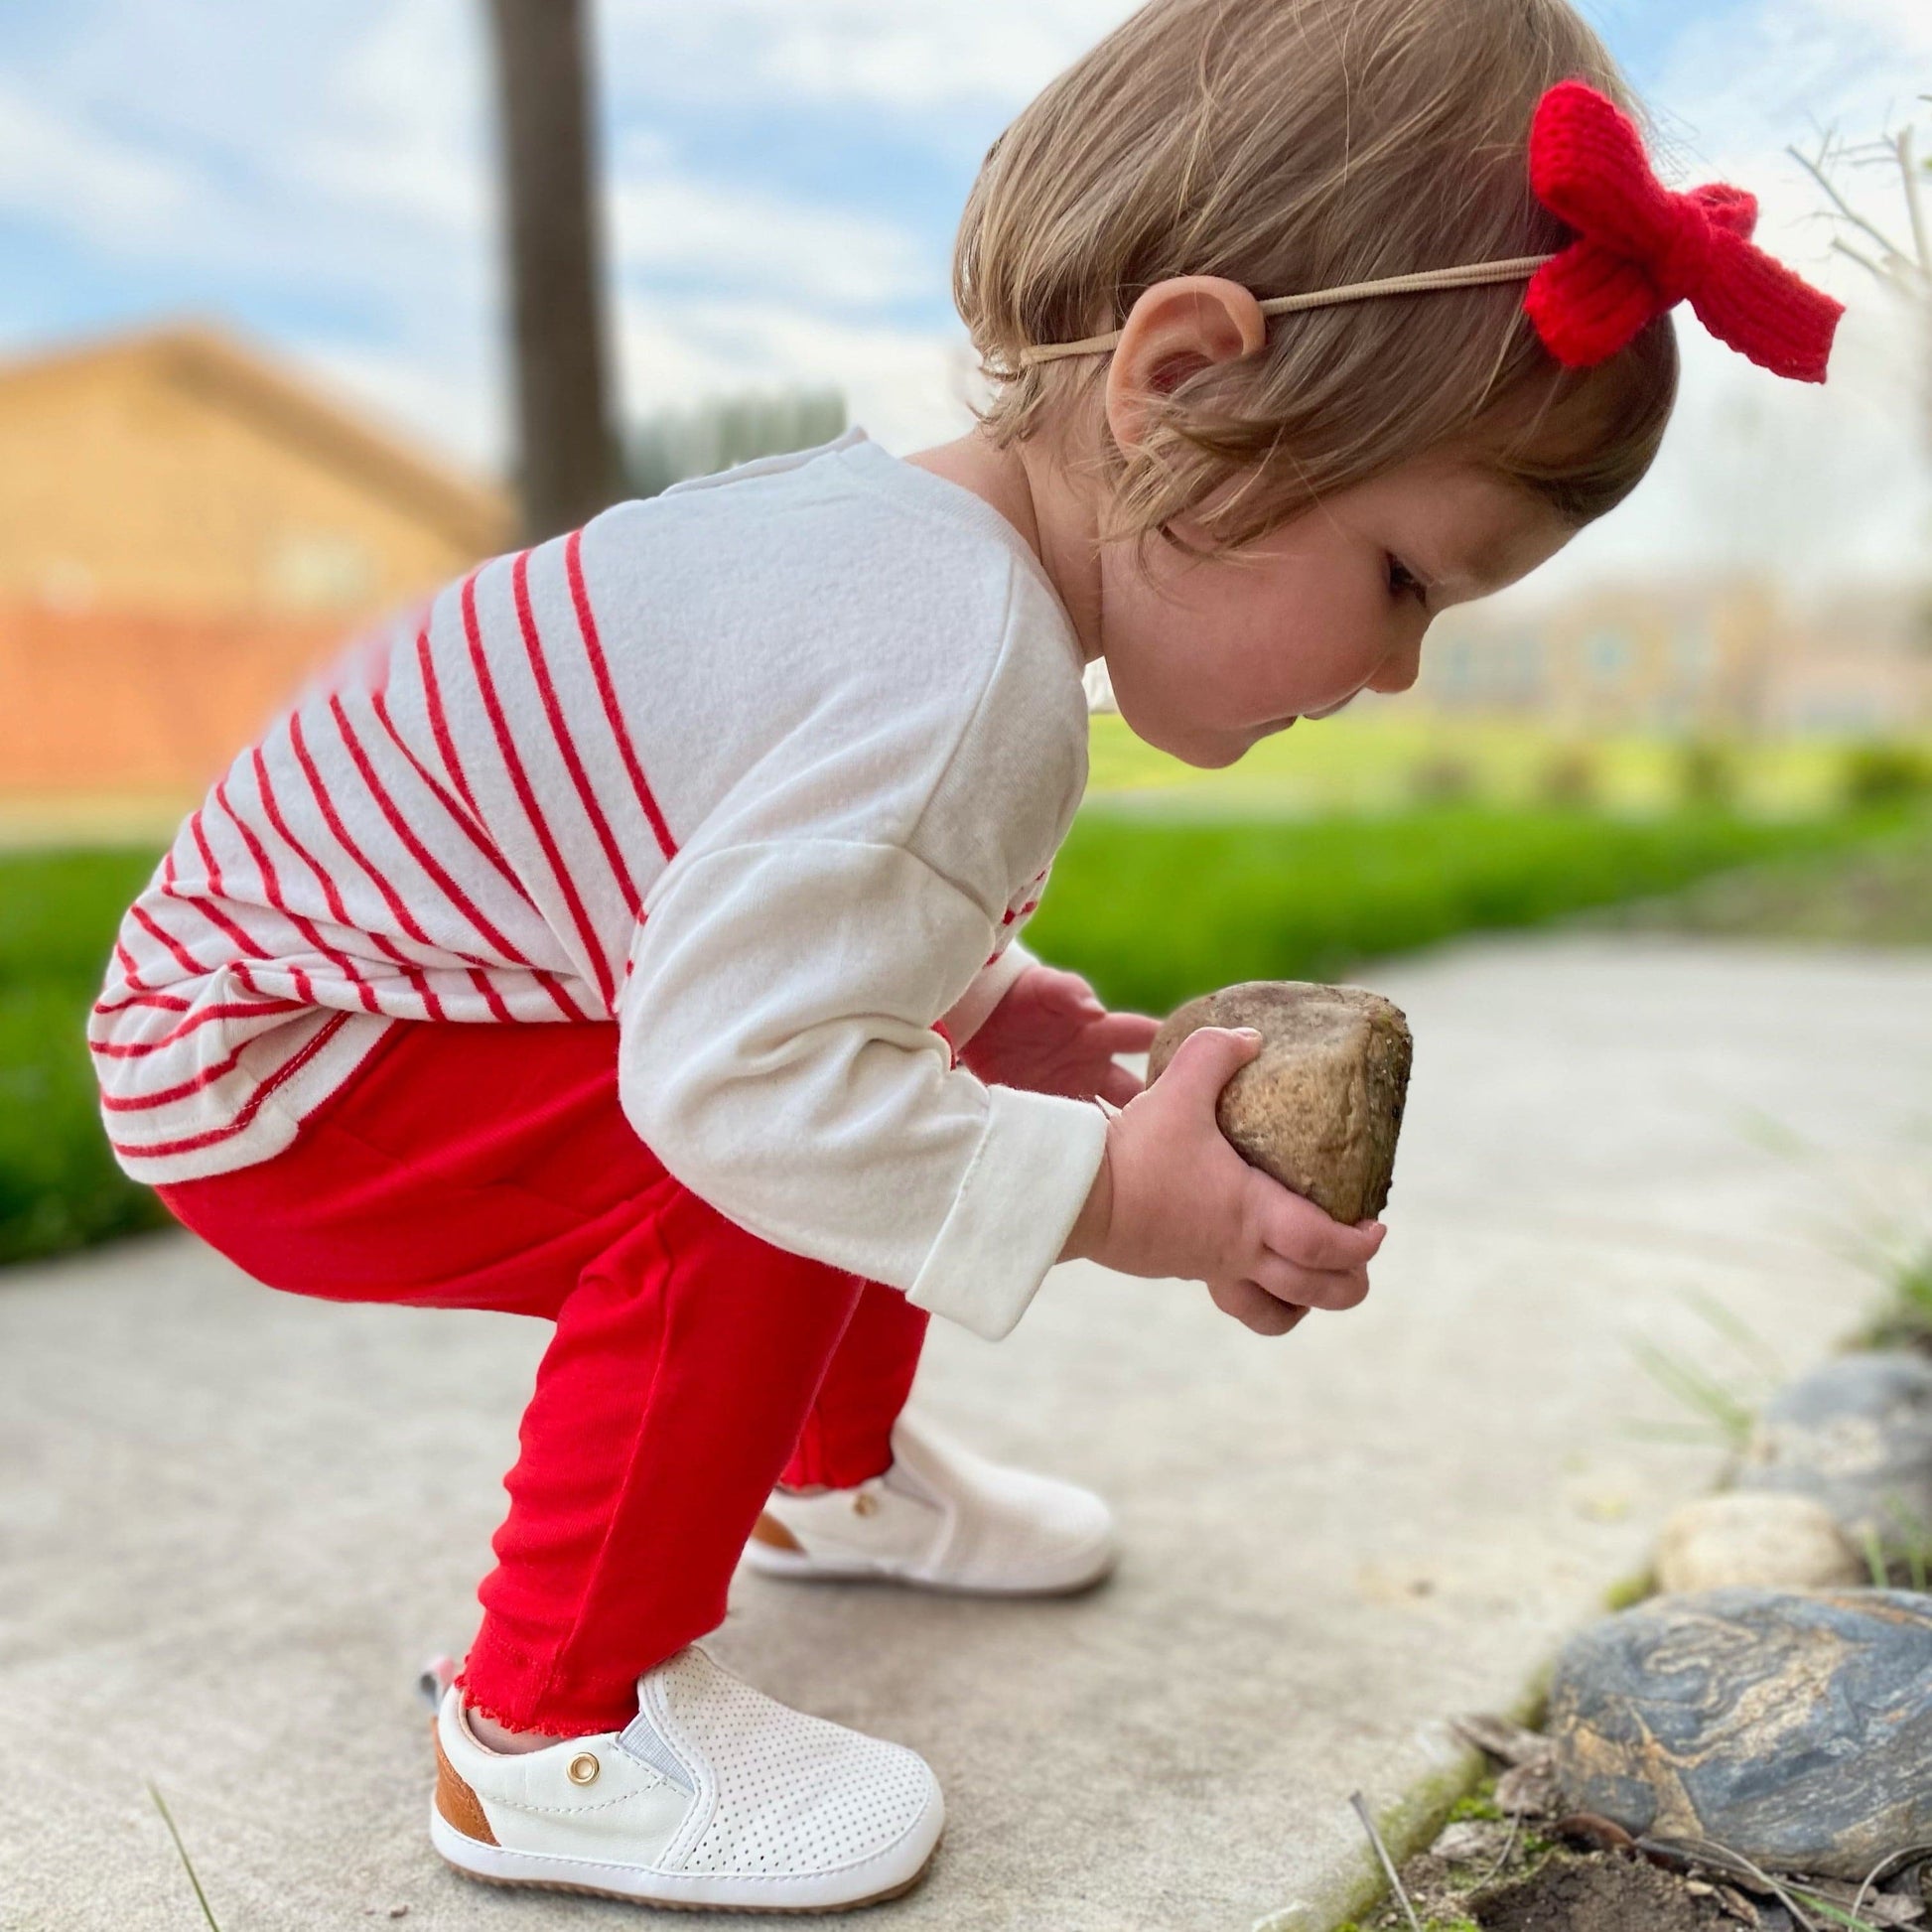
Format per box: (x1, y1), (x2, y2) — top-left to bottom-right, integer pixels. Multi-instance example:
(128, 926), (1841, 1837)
(1058, 1027), (1384, 1335)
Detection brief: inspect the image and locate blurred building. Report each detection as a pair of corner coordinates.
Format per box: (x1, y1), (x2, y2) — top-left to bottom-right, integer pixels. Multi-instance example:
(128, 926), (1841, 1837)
(0, 324), (510, 797)
(1757, 587), (1932, 735)
(1417, 575), (1932, 734)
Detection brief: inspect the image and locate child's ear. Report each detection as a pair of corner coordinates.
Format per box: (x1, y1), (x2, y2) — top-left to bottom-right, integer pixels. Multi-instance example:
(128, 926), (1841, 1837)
(1104, 276), (1267, 455)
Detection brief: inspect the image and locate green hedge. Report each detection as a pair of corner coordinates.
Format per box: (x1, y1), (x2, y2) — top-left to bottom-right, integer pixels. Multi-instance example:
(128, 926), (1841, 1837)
(0, 847), (173, 1266)
(1026, 802), (1901, 1014)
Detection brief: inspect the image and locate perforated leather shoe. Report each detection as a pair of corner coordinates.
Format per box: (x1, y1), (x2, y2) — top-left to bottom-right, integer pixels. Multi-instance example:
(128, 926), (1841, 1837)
(744, 1411), (1116, 1595)
(430, 1644), (943, 1911)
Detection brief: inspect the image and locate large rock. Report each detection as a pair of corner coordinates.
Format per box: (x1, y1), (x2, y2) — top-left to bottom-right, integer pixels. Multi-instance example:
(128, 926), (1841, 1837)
(1548, 1587), (1932, 1879)
(1653, 1492), (1864, 1594)
(1736, 1352), (1932, 1558)
(1147, 982), (1411, 1224)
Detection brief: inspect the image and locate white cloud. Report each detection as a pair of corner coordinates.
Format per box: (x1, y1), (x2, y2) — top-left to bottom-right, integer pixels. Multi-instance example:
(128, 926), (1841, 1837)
(295, 332), (505, 477)
(602, 0), (1130, 112)
(608, 161), (932, 309)
(0, 74), (200, 245)
(615, 295), (976, 453)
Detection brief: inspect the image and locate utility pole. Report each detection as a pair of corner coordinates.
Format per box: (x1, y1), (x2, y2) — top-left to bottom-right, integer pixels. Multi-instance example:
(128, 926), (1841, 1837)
(483, 0), (621, 543)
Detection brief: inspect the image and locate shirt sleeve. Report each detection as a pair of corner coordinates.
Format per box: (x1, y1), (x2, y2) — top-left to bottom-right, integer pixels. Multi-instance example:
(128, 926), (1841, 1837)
(617, 838), (1106, 1341)
(938, 940), (1036, 1048)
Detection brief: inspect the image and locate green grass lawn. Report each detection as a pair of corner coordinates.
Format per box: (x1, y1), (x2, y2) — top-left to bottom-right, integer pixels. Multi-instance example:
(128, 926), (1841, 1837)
(0, 798), (1925, 1270)
(1027, 800), (1922, 1014)
(0, 846), (173, 1266)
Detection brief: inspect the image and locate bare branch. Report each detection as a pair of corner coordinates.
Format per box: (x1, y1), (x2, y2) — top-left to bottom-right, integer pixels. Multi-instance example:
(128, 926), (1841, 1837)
(1831, 235), (1893, 282)
(1788, 139), (1916, 264)
(1900, 126), (1929, 277)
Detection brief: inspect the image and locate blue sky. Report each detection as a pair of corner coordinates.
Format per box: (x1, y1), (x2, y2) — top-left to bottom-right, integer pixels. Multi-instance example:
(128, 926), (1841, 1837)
(1, 0), (1926, 592)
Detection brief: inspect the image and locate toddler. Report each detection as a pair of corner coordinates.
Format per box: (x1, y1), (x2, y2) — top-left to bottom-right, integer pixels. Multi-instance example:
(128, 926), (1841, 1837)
(94, 0), (1836, 1910)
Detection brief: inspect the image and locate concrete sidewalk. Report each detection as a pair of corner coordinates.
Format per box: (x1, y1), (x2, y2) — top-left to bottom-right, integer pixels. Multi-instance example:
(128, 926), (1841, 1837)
(5, 935), (1931, 1932)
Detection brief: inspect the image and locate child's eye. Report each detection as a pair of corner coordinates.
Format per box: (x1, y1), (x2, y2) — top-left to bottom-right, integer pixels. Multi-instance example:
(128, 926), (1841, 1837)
(1386, 555), (1426, 603)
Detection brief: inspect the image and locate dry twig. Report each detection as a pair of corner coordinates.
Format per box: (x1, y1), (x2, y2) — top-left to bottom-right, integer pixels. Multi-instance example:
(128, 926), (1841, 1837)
(1349, 1790), (1425, 1932)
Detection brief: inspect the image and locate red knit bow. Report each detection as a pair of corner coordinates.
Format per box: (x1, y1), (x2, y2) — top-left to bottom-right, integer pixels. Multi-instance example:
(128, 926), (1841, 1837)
(1523, 78), (1842, 382)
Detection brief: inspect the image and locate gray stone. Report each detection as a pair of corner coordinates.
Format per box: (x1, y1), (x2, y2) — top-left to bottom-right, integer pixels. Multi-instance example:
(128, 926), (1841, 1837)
(1548, 1587), (1932, 1879)
(1654, 1492), (1865, 1593)
(1737, 1352), (1932, 1558)
(1146, 981), (1412, 1224)
(1431, 1819), (1513, 1864)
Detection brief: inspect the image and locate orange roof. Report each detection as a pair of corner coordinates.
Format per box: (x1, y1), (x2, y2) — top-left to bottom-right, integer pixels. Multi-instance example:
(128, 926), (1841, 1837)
(0, 603), (356, 798)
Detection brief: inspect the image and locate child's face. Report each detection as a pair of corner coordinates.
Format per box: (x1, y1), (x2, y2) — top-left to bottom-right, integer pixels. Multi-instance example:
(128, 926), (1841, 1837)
(1099, 453), (1576, 768)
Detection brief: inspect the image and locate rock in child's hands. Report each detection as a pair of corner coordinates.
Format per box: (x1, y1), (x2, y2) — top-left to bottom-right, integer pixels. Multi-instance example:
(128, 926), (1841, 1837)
(1062, 1027), (1384, 1335)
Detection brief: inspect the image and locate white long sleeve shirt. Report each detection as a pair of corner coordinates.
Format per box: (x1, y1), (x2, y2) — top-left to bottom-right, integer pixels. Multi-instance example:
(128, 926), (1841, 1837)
(92, 430), (1109, 1341)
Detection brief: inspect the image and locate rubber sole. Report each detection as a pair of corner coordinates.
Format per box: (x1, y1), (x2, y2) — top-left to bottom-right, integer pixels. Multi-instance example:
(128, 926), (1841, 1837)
(741, 1539), (1117, 1597)
(431, 1808), (941, 1914)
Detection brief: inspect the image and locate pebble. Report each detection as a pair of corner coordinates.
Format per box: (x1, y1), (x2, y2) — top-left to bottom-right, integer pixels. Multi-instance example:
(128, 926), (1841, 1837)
(1653, 1491), (1864, 1593)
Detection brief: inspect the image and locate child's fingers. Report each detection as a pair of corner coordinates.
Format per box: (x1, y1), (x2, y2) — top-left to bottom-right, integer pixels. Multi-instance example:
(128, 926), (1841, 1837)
(1251, 1252), (1370, 1311)
(1252, 1182), (1385, 1270)
(1156, 1026), (1264, 1112)
(1036, 967), (1105, 1013)
(1091, 1012), (1162, 1052)
(1209, 1277), (1309, 1335)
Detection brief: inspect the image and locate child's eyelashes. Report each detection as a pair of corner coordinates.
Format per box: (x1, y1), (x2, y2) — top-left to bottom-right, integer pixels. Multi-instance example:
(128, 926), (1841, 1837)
(1385, 555), (1428, 605)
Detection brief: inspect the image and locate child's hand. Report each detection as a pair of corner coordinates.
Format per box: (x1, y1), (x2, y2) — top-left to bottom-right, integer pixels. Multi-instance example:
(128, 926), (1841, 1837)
(1059, 1027), (1384, 1335)
(961, 963), (1159, 1106)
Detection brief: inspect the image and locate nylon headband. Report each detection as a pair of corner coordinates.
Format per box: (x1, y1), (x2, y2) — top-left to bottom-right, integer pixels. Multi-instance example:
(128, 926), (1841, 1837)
(1014, 255), (1559, 368)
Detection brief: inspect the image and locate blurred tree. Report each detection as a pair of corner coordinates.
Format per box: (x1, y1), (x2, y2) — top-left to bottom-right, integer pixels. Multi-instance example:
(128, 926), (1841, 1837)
(1791, 100), (1931, 451)
(627, 389), (848, 497)
(483, 0), (621, 542)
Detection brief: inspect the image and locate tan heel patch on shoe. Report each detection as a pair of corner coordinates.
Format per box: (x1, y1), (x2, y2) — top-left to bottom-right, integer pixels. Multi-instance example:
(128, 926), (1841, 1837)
(751, 1511), (804, 1552)
(434, 1728), (498, 1846)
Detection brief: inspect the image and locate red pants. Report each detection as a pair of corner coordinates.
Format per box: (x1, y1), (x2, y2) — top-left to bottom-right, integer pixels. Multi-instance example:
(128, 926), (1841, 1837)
(158, 1020), (929, 1736)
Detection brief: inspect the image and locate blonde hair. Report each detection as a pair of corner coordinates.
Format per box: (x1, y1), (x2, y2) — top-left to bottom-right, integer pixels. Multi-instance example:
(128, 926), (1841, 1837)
(954, 0), (1679, 553)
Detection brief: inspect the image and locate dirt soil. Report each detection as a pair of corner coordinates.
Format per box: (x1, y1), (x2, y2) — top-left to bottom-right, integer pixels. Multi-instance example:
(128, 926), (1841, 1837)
(1470, 1852), (1735, 1932)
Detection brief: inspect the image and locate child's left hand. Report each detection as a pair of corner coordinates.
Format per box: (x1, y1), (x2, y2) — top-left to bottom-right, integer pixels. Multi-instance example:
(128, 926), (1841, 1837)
(960, 963), (1159, 1106)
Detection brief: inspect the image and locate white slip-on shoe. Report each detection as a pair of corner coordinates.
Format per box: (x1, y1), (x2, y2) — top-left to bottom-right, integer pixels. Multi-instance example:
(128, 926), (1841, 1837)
(743, 1411), (1116, 1596)
(429, 1643), (943, 1912)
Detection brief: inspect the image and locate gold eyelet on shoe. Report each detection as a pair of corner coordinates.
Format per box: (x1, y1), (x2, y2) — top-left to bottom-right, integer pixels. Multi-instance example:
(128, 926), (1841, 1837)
(567, 1752), (600, 1785)
(852, 1491), (880, 1517)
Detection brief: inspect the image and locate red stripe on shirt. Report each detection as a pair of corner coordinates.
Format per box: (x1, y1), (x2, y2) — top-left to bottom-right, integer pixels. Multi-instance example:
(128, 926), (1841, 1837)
(513, 546), (641, 920)
(290, 708), (445, 1021)
(417, 611), (488, 830)
(213, 776), (399, 1012)
(130, 900), (210, 979)
(367, 682), (588, 1020)
(93, 989), (193, 1017)
(100, 1039), (252, 1111)
(90, 998), (307, 1058)
(368, 682), (527, 901)
(110, 1013), (351, 1159)
(250, 747), (383, 1016)
(336, 688), (583, 1024)
(463, 566), (616, 1011)
(565, 528), (677, 863)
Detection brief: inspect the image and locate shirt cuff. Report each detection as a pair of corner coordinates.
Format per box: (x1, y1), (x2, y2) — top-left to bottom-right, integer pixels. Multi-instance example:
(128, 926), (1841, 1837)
(906, 1082), (1109, 1342)
(937, 941), (1035, 1048)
